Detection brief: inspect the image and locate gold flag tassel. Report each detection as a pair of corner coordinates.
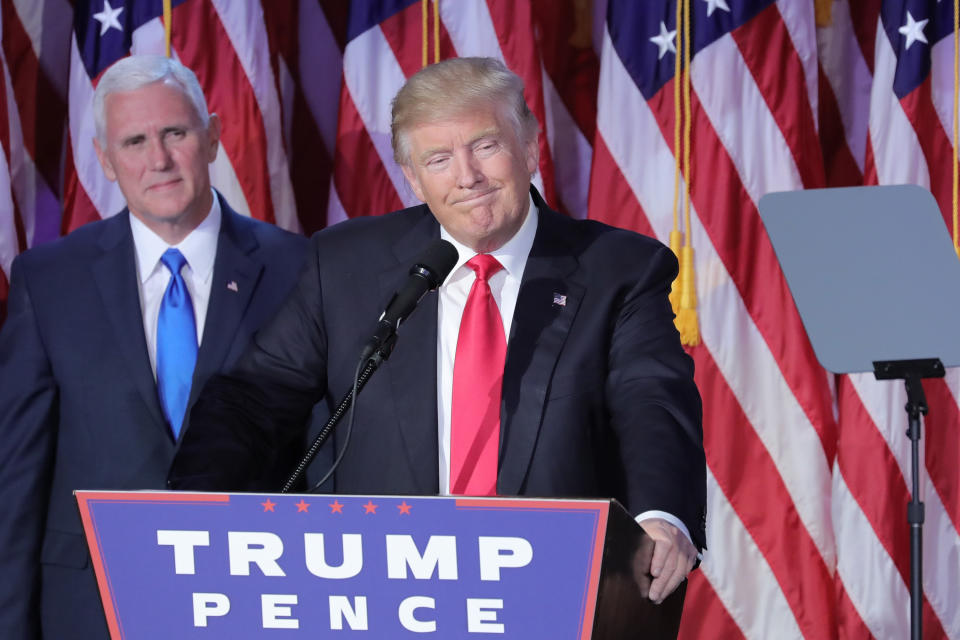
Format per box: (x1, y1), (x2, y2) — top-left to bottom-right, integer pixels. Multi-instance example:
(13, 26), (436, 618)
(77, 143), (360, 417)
(668, 0), (685, 315)
(674, 0), (700, 346)
(668, 230), (683, 312)
(677, 245), (699, 345)
(163, 0), (172, 57)
(814, 0), (832, 28)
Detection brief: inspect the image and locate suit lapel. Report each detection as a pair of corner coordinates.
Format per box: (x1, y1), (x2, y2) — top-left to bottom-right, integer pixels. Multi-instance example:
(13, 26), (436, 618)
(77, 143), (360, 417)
(379, 209), (442, 492)
(187, 201), (262, 417)
(91, 212), (169, 434)
(498, 204), (584, 495)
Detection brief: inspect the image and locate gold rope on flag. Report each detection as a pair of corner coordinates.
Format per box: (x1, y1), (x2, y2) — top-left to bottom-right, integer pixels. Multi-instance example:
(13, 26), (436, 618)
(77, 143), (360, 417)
(433, 0), (440, 64)
(814, 0), (832, 27)
(676, 0), (699, 346)
(668, 0), (699, 346)
(163, 0), (172, 57)
(422, 0), (429, 67)
(422, 0), (441, 67)
(669, 0), (684, 315)
(954, 0), (960, 259)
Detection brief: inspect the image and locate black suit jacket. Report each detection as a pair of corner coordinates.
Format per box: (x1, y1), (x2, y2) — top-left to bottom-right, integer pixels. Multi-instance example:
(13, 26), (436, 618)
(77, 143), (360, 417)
(171, 189), (706, 547)
(0, 196), (309, 639)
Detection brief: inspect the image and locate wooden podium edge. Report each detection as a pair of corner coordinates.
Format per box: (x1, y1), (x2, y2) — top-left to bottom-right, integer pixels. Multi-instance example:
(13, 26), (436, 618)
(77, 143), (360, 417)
(592, 501), (687, 639)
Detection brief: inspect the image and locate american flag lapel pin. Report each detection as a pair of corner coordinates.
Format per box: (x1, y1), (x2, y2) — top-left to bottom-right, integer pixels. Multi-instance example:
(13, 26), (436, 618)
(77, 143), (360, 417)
(552, 293), (567, 307)
(227, 280), (239, 292)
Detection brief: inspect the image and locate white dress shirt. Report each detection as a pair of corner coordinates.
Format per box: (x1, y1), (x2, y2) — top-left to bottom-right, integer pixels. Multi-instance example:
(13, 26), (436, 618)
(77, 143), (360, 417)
(434, 196), (692, 542)
(130, 193), (221, 379)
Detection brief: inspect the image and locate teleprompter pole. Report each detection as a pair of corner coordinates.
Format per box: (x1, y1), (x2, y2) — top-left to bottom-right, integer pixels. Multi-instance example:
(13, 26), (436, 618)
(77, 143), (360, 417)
(873, 358), (944, 640)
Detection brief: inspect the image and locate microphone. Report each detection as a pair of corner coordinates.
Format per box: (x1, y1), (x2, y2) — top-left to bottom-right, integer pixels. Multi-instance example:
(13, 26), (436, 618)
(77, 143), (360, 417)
(285, 239), (457, 493)
(360, 239), (459, 362)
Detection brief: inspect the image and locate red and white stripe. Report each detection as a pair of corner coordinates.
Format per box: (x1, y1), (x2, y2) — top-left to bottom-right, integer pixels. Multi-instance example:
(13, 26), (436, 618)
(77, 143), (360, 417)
(533, 0), (599, 218)
(262, 0), (343, 235)
(816, 0), (872, 185)
(0, 17), (18, 298)
(591, 5), (840, 636)
(2, 0), (69, 248)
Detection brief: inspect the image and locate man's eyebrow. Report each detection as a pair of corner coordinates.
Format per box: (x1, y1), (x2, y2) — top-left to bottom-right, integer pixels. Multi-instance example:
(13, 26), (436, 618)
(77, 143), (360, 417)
(416, 128), (502, 162)
(119, 132), (145, 144)
(161, 124), (189, 133)
(417, 145), (450, 162)
(468, 128), (500, 144)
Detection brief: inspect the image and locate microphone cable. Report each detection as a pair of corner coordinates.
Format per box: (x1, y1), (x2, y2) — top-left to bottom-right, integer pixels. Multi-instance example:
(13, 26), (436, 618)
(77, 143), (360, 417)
(308, 355), (366, 493)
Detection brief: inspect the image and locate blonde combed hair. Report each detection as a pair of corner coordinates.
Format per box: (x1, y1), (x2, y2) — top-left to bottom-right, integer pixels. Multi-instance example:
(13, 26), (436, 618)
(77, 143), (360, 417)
(390, 57), (539, 166)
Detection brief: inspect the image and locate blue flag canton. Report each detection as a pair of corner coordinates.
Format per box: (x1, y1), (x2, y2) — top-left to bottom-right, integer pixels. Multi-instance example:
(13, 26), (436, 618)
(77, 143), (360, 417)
(346, 0), (420, 44)
(74, 0), (190, 79)
(607, 0), (776, 101)
(883, 0), (956, 99)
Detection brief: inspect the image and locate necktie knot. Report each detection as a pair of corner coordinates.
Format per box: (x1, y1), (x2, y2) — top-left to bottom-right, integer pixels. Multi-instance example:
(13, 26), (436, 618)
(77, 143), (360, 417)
(161, 248), (187, 276)
(467, 254), (503, 283)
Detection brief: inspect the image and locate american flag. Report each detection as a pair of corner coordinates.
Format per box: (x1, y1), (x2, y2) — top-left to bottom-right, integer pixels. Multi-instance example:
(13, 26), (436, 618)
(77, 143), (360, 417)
(2, 1), (959, 637)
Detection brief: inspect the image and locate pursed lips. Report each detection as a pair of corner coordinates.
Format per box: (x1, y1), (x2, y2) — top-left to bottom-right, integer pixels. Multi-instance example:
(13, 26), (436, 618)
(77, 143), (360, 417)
(452, 188), (498, 206)
(146, 178), (183, 191)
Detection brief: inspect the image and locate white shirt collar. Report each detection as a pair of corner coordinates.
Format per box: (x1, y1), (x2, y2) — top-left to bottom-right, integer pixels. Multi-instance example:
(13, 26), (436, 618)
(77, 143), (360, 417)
(439, 193), (538, 280)
(130, 189), (221, 284)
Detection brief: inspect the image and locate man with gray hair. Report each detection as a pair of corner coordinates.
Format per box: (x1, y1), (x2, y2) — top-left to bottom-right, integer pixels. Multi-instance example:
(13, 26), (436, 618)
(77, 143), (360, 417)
(0, 55), (310, 638)
(172, 57), (706, 610)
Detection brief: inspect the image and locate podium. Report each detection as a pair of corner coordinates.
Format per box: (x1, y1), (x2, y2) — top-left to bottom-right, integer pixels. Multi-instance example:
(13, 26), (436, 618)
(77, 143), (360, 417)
(76, 491), (685, 638)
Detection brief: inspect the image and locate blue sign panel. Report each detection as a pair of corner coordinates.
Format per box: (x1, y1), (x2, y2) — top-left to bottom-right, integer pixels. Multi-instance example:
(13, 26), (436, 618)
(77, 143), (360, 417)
(77, 492), (610, 639)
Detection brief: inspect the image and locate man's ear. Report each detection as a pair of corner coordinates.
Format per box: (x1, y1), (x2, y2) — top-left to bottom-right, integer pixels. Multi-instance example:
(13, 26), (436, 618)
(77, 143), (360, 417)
(205, 113), (222, 162)
(93, 138), (117, 182)
(400, 163), (426, 202)
(525, 137), (539, 175)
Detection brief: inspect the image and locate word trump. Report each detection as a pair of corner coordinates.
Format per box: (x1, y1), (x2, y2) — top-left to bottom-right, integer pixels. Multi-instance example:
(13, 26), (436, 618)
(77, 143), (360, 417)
(156, 530), (534, 632)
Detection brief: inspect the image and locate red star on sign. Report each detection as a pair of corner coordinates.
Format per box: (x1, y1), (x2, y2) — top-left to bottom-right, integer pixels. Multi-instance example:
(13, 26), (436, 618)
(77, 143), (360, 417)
(295, 499), (310, 513)
(261, 499), (276, 512)
(363, 500), (378, 514)
(329, 500), (344, 514)
(397, 501), (412, 515)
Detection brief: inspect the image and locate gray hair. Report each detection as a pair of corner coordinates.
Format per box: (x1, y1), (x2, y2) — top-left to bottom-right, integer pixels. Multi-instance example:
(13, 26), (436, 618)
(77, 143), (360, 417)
(93, 55), (210, 143)
(390, 57), (539, 166)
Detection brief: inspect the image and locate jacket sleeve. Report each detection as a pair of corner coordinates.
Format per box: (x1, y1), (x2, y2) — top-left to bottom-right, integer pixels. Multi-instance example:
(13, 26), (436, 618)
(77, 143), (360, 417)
(169, 238), (328, 492)
(0, 256), (58, 639)
(605, 244), (707, 550)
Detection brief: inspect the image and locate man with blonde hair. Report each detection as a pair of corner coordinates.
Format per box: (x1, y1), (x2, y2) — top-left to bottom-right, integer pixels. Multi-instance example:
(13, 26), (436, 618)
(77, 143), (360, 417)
(172, 57), (706, 608)
(0, 55), (309, 638)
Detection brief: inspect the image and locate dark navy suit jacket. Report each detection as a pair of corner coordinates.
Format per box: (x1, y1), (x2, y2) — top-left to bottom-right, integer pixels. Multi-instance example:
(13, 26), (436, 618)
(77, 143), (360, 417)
(0, 196), (309, 639)
(170, 188), (707, 550)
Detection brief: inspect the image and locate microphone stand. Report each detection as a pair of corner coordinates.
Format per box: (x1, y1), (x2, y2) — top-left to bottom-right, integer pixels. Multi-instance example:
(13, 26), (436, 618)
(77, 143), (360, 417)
(280, 334), (397, 493)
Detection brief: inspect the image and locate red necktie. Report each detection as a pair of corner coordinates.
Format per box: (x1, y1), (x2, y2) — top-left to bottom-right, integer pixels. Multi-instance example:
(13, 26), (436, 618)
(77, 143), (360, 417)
(450, 254), (506, 495)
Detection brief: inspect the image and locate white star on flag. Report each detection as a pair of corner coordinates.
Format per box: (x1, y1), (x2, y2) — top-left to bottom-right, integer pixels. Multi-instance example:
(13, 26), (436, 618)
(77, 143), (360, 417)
(898, 11), (929, 50)
(704, 0), (731, 17)
(93, 0), (124, 37)
(650, 21), (677, 60)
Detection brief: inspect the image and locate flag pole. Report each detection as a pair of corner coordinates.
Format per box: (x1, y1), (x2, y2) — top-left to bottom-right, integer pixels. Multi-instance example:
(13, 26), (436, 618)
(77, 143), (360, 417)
(163, 0), (172, 57)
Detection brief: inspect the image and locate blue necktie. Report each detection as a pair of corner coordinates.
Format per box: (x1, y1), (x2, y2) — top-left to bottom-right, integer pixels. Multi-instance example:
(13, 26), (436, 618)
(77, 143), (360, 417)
(157, 249), (198, 438)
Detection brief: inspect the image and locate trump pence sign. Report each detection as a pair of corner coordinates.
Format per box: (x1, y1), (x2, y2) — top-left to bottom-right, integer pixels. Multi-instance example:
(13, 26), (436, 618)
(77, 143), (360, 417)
(76, 492), (611, 639)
